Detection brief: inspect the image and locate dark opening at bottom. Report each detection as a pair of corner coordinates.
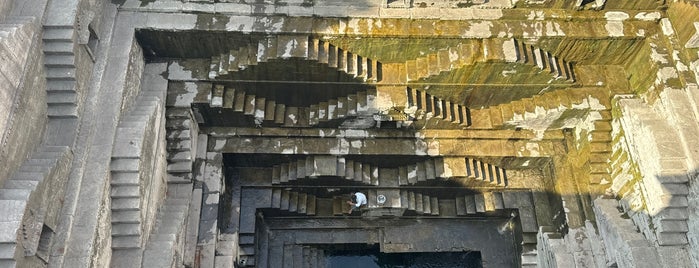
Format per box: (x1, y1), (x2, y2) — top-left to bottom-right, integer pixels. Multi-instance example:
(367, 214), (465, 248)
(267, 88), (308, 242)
(326, 246), (483, 268)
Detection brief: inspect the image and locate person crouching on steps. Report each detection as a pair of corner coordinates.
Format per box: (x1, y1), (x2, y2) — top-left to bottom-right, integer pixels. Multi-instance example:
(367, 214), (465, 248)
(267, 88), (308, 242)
(347, 191), (367, 214)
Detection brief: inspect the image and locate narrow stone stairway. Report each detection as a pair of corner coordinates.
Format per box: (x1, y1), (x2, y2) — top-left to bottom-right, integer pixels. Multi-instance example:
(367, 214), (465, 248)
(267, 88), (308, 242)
(270, 156), (380, 186)
(209, 35), (381, 82)
(512, 38), (575, 82)
(43, 22), (79, 118)
(404, 41), (479, 82)
(208, 85), (378, 128)
(406, 87), (472, 128)
(469, 88), (609, 129)
(141, 184), (192, 267)
(165, 107), (197, 183)
(398, 190), (441, 215)
(0, 145), (71, 268)
(271, 189), (318, 216)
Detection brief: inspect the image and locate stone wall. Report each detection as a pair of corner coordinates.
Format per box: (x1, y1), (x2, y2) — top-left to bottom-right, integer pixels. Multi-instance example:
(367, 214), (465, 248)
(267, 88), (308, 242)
(0, 16), (46, 187)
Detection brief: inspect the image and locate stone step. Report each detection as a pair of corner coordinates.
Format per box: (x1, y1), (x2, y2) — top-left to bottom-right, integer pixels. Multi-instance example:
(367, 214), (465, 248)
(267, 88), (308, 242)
(45, 54), (75, 67)
(254, 97), (266, 123)
(284, 106), (299, 126)
(43, 27), (73, 41)
(289, 192), (299, 213)
(112, 235), (141, 249)
(415, 193), (423, 213)
(405, 191), (414, 211)
(9, 170), (44, 182)
(4, 180), (39, 189)
(112, 223), (141, 236)
(0, 189), (31, 200)
(348, 52), (359, 75)
(281, 190), (290, 210)
(421, 194), (431, 214)
(112, 210), (141, 224)
(47, 103), (78, 118)
(208, 55), (220, 79)
(396, 190), (407, 210)
(430, 196), (440, 215)
(274, 103), (286, 124)
(297, 193), (308, 214)
(110, 185), (139, 198)
(218, 53), (230, 76)
(272, 189), (282, 208)
(317, 40), (329, 64)
(111, 158), (139, 172)
(47, 90), (78, 104)
(306, 195), (316, 216)
(493, 192), (505, 210)
(0, 242), (16, 260)
(111, 172), (139, 186)
(44, 41), (73, 55)
(474, 194), (486, 213)
(243, 94), (256, 115)
(112, 197), (141, 211)
(0, 260), (16, 268)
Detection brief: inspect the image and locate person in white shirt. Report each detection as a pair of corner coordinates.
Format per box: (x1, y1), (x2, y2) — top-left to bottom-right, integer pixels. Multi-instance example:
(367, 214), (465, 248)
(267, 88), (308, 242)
(347, 191), (367, 214)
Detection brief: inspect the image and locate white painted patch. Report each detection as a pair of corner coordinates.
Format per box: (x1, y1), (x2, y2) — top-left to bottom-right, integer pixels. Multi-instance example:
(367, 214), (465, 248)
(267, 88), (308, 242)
(605, 21), (625, 37)
(462, 21), (493, 38)
(213, 139), (226, 151)
(348, 19), (360, 32)
(282, 39), (298, 58)
(527, 11), (545, 20)
(502, 69), (517, 77)
(634, 12), (661, 21)
(636, 29), (645, 37)
(605, 11), (629, 21)
(288, 114), (297, 124)
(660, 18), (675, 36)
(350, 140), (362, 148)
(525, 142), (541, 157)
(427, 141), (439, 156)
(650, 47), (668, 64)
(604, 12), (628, 37)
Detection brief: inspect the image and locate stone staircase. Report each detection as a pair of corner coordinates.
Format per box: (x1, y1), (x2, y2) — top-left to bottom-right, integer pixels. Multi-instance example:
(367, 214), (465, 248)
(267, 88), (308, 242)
(405, 87), (472, 127)
(619, 99), (690, 246)
(588, 110), (613, 188)
(272, 156), (379, 185)
(165, 107), (197, 183)
(397, 190), (441, 215)
(0, 145), (72, 268)
(396, 157), (508, 187)
(43, 22), (79, 118)
(110, 92), (165, 251)
(209, 35), (382, 82)
(512, 38), (575, 82)
(469, 88), (607, 129)
(208, 85), (378, 127)
(465, 158), (508, 187)
(141, 184), (192, 267)
(404, 42), (479, 82)
(271, 189), (318, 216)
